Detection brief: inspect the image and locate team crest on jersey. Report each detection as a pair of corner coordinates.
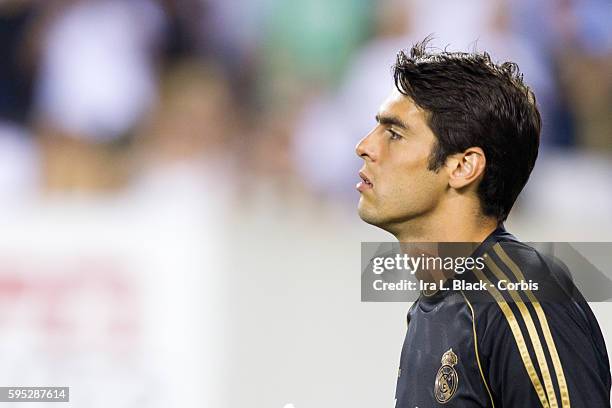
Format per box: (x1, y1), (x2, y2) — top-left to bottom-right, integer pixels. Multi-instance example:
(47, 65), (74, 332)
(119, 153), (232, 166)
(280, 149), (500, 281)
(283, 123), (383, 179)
(434, 348), (459, 404)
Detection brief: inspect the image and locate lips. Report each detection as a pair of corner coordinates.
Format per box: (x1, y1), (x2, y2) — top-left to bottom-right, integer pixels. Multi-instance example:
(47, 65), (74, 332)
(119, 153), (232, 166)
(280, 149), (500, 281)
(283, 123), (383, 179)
(357, 171), (373, 192)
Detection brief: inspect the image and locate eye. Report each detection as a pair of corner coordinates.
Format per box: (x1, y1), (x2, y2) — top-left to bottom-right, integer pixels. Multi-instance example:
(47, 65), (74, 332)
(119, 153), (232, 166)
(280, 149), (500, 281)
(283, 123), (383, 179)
(387, 129), (402, 140)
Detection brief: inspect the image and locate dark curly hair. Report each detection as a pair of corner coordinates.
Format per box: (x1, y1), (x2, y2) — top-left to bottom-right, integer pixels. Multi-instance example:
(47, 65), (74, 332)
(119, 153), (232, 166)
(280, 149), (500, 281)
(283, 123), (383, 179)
(393, 38), (541, 221)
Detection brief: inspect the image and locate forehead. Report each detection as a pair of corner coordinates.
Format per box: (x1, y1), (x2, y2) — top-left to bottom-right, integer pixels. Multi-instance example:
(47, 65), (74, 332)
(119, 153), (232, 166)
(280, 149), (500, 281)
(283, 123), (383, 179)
(378, 88), (427, 126)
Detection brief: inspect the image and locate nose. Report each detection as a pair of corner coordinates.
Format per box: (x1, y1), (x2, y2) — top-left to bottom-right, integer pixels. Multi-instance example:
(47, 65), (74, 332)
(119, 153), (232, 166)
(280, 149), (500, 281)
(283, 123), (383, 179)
(355, 130), (376, 161)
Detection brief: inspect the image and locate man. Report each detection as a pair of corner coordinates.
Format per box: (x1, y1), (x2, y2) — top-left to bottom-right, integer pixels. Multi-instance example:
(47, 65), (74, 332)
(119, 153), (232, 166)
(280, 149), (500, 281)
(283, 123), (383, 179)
(355, 40), (611, 407)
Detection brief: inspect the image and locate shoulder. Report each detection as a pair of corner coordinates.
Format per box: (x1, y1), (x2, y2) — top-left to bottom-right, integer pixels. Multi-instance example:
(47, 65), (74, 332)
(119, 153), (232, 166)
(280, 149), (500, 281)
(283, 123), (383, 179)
(467, 238), (593, 340)
(474, 239), (580, 304)
(463, 237), (612, 405)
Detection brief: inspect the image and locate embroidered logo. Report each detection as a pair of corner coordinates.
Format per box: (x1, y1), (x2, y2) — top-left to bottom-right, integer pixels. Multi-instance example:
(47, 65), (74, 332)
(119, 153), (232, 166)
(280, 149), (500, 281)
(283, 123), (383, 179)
(434, 348), (459, 404)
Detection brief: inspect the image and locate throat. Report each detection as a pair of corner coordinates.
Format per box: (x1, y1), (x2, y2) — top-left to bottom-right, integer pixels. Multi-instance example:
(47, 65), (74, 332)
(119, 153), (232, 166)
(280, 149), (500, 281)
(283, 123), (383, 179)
(393, 213), (498, 243)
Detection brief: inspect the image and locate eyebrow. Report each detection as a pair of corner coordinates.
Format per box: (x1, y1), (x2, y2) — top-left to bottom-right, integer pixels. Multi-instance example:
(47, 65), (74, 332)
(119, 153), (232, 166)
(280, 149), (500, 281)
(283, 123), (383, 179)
(375, 114), (410, 130)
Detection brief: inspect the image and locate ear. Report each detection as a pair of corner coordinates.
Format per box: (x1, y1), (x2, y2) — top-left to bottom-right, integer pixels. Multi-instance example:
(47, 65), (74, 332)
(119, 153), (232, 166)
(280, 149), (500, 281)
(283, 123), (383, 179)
(445, 147), (486, 190)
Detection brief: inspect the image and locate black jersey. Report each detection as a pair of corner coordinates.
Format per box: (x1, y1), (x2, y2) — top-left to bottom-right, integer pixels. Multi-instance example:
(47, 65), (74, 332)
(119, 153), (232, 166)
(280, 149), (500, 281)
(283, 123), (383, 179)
(395, 227), (611, 407)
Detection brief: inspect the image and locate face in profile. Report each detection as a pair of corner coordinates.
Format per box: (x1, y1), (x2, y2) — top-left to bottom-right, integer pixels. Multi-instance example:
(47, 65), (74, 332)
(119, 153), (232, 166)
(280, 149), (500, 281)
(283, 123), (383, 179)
(355, 89), (449, 234)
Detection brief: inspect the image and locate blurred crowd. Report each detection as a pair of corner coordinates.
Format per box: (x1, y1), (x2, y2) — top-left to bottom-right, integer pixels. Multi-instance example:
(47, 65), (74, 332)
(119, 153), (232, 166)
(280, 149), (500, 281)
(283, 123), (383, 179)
(0, 0), (610, 205)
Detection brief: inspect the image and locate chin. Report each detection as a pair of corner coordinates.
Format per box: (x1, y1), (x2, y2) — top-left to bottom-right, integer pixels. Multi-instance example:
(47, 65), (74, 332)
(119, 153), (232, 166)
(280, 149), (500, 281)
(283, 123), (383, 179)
(358, 204), (385, 228)
(357, 203), (374, 223)
(358, 203), (417, 235)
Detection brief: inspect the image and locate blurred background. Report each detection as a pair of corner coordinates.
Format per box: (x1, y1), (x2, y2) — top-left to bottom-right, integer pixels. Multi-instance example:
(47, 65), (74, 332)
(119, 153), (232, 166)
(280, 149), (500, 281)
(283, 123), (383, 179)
(0, 0), (610, 406)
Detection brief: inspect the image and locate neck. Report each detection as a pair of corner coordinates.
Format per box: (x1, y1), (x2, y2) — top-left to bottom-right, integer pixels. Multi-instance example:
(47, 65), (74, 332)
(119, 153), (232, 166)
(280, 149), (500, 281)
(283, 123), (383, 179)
(391, 201), (499, 243)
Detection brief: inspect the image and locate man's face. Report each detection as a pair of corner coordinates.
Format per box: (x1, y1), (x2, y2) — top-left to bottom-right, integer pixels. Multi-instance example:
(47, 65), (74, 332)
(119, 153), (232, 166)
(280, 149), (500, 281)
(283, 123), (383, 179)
(356, 89), (448, 232)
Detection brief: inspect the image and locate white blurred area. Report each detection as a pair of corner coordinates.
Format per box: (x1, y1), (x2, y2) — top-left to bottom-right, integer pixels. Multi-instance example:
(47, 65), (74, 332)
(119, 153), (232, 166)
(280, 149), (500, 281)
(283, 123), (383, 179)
(0, 187), (230, 407)
(34, 0), (163, 142)
(0, 0), (610, 407)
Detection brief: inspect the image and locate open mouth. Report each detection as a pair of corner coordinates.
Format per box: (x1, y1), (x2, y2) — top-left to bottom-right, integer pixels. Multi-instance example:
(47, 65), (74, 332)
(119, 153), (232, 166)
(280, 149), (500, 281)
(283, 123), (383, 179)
(357, 171), (373, 191)
(360, 172), (373, 186)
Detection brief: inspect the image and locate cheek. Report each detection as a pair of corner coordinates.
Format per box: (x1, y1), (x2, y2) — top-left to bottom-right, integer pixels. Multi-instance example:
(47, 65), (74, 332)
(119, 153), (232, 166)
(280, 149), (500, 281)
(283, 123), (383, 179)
(381, 153), (442, 207)
(387, 171), (434, 205)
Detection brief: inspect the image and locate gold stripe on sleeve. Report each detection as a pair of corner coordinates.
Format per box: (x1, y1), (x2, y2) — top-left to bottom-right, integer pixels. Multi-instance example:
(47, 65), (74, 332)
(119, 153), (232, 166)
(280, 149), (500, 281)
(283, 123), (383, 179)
(484, 255), (558, 408)
(472, 267), (550, 408)
(460, 290), (496, 408)
(493, 243), (570, 408)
